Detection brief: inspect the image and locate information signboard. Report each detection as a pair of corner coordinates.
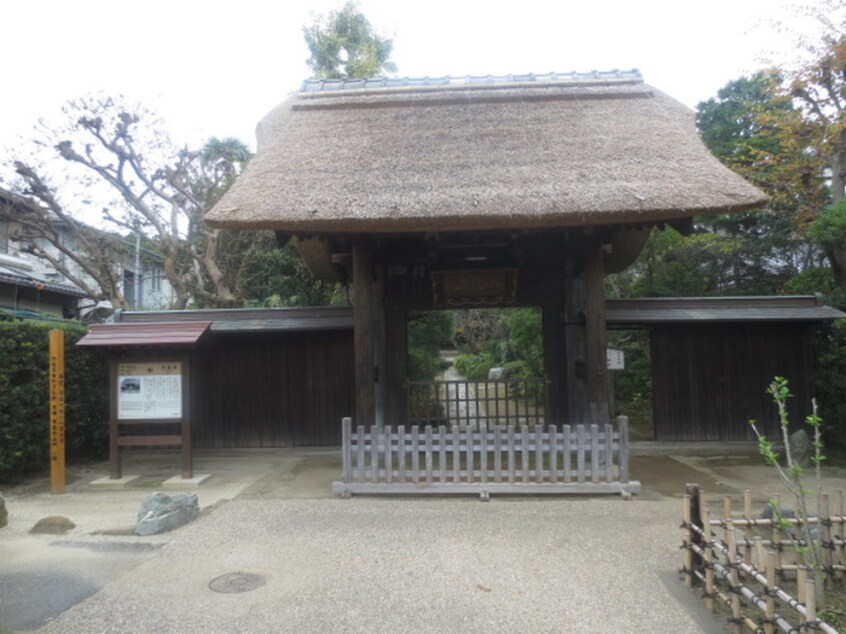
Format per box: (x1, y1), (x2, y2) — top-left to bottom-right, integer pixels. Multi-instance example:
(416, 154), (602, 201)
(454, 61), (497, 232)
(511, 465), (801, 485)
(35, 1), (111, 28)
(607, 349), (625, 370)
(117, 361), (182, 420)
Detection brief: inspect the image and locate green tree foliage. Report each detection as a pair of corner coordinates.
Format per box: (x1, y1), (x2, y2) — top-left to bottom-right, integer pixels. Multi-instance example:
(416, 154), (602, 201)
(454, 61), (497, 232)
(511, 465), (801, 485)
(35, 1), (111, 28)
(236, 235), (341, 307)
(407, 311), (453, 380)
(611, 70), (831, 301)
(453, 308), (542, 380)
(304, 2), (397, 79)
(697, 71), (828, 291)
(0, 320), (108, 483)
(789, 30), (846, 288)
(608, 330), (652, 439)
(810, 200), (846, 255)
(613, 228), (743, 297)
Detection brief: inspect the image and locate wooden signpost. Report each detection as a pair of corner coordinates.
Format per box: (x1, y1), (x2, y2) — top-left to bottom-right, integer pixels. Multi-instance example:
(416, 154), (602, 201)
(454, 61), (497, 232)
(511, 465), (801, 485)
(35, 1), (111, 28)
(48, 329), (66, 494)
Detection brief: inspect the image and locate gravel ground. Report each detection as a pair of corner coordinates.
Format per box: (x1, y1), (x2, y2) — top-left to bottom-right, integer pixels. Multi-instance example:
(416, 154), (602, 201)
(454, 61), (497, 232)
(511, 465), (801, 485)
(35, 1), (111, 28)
(37, 496), (720, 634)
(10, 449), (839, 633)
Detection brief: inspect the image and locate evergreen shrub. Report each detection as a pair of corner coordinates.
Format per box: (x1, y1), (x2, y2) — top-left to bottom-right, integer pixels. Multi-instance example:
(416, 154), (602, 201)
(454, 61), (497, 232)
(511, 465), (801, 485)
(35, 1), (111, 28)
(0, 320), (108, 483)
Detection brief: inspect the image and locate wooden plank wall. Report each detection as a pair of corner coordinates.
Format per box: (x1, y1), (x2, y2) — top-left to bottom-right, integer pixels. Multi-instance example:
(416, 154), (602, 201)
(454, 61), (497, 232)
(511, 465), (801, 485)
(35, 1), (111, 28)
(652, 323), (813, 441)
(192, 330), (354, 447)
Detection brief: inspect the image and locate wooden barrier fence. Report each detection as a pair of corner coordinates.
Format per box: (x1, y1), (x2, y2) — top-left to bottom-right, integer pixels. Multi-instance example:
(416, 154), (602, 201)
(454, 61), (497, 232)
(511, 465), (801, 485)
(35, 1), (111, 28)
(407, 378), (546, 428)
(332, 416), (641, 498)
(681, 485), (845, 634)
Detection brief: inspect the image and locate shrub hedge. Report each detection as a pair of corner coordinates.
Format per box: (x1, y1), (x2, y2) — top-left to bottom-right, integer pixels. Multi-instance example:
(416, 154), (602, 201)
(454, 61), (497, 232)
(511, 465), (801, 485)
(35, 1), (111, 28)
(0, 320), (108, 483)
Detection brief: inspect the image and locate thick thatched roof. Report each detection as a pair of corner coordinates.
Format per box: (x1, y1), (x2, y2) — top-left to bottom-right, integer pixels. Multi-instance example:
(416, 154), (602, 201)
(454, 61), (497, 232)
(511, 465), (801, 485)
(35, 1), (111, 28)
(206, 71), (766, 233)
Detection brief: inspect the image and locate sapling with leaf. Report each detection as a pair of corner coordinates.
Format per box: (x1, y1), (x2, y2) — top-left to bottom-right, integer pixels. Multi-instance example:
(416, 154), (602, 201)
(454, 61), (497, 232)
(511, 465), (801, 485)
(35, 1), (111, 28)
(748, 377), (826, 589)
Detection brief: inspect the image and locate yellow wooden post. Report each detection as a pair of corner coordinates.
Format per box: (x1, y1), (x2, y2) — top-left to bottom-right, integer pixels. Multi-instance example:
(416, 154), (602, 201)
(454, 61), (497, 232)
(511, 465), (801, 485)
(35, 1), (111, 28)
(49, 329), (66, 494)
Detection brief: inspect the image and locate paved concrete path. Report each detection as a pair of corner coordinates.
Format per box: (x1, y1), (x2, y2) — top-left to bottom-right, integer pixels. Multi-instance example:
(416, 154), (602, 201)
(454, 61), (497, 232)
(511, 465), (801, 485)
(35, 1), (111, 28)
(36, 496), (720, 634)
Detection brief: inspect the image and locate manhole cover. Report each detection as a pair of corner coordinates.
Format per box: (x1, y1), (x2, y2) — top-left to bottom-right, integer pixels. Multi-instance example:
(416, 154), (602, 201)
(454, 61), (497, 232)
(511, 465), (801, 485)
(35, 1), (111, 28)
(208, 572), (266, 594)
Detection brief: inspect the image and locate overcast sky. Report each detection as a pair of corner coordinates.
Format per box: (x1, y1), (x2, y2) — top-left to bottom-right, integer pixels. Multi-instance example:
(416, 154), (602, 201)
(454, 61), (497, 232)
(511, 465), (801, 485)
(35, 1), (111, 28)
(0, 0), (835, 159)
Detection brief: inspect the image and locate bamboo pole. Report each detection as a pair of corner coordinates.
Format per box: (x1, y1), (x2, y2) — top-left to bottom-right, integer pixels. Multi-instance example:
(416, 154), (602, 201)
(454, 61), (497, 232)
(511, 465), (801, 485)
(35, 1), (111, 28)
(821, 493), (832, 585)
(837, 490), (845, 582)
(726, 525), (743, 634)
(805, 579), (816, 632)
(772, 494), (783, 580)
(764, 548), (776, 634)
(711, 514), (835, 528)
(702, 501), (715, 613)
(743, 490), (753, 570)
(684, 493), (693, 589)
(798, 566), (807, 609)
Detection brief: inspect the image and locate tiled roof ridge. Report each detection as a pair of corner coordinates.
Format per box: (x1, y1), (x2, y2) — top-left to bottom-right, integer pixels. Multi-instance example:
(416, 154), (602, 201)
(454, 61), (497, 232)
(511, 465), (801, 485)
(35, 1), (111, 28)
(300, 69), (642, 94)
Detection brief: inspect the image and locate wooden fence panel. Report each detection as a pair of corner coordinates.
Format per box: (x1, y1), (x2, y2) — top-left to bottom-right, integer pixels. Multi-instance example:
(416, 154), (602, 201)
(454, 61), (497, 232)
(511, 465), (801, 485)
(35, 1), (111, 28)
(333, 417), (640, 497)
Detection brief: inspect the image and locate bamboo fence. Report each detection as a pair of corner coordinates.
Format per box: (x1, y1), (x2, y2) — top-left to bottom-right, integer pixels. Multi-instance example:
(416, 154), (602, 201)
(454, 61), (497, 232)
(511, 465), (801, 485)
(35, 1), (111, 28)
(682, 484), (845, 634)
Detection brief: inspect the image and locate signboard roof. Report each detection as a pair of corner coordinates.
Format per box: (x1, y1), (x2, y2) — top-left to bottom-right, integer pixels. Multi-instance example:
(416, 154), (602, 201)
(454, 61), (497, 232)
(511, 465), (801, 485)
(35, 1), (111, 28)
(76, 321), (212, 348)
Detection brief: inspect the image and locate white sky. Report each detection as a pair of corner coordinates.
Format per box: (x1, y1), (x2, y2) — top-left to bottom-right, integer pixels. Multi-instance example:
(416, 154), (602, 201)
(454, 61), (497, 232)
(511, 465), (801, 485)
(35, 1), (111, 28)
(0, 0), (833, 161)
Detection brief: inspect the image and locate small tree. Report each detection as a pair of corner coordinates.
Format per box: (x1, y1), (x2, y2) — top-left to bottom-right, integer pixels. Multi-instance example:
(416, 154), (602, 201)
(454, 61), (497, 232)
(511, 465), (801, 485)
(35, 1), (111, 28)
(303, 1), (397, 79)
(749, 377), (826, 590)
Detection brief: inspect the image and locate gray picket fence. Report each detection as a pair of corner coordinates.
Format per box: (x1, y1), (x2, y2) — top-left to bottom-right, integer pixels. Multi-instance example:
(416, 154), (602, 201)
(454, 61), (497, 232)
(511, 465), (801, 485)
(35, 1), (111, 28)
(332, 416), (641, 498)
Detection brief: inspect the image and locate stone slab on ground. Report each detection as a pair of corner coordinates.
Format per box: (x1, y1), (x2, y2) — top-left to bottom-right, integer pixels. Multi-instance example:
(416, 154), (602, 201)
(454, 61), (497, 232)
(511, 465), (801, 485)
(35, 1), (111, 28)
(90, 475), (141, 488)
(162, 473), (211, 489)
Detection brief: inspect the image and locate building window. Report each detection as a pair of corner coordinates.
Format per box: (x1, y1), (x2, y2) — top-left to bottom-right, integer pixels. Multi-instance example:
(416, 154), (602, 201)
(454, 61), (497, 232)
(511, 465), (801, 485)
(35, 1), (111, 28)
(123, 270), (137, 309)
(150, 266), (162, 291)
(0, 221), (7, 254)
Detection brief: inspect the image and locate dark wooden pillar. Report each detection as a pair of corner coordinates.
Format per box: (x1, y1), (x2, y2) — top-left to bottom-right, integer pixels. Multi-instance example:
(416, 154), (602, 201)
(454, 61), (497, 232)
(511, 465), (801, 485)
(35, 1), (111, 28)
(108, 357), (120, 478)
(373, 264), (387, 427)
(353, 241), (375, 427)
(181, 351), (193, 479)
(542, 304), (566, 425)
(584, 239), (610, 423)
(563, 257), (588, 423)
(385, 306), (408, 425)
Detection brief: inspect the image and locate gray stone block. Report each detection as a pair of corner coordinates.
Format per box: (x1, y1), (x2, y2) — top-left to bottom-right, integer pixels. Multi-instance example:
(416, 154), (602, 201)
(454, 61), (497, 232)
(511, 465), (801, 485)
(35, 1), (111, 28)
(788, 428), (812, 468)
(135, 492), (199, 536)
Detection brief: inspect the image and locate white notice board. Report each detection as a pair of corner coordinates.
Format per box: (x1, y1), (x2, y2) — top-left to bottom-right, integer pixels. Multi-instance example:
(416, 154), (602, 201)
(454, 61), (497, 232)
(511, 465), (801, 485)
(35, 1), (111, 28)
(606, 349), (625, 370)
(118, 361), (182, 420)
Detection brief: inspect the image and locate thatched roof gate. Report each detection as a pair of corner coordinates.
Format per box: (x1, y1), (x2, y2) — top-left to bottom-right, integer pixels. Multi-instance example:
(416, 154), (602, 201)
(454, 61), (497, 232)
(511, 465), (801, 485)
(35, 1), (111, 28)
(207, 71), (766, 429)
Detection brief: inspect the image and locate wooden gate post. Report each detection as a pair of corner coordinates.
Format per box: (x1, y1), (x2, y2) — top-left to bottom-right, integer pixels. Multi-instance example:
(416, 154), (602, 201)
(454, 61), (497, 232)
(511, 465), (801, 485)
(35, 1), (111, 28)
(584, 238), (609, 423)
(353, 241), (376, 427)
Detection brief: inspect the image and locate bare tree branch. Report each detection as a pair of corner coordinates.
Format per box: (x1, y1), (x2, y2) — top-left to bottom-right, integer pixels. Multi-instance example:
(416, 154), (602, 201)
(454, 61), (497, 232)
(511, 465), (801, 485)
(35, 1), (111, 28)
(6, 97), (252, 310)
